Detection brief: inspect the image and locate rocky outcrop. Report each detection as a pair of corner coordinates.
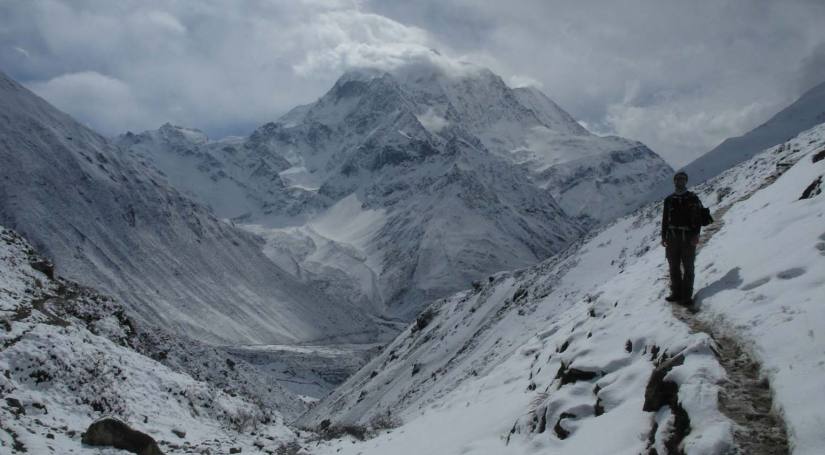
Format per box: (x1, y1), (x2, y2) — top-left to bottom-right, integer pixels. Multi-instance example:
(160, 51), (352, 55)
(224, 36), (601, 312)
(82, 418), (163, 455)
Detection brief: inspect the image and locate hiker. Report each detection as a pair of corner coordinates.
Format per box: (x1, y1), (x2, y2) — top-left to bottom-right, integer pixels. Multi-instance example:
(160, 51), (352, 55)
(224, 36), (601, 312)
(661, 171), (706, 304)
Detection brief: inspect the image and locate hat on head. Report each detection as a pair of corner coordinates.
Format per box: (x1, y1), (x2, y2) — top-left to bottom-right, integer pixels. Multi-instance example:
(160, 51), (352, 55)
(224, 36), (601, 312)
(673, 171), (688, 181)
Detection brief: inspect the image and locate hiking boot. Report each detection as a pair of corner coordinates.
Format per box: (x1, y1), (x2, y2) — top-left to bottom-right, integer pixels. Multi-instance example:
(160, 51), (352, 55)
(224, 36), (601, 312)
(665, 294), (680, 302)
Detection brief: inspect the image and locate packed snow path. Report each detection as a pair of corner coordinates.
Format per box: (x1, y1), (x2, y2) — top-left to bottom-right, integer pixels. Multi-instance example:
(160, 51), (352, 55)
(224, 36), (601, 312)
(669, 203), (790, 454)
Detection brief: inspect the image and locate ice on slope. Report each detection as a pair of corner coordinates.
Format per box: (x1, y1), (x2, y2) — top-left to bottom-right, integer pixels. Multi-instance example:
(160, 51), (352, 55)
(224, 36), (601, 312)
(301, 122), (825, 454)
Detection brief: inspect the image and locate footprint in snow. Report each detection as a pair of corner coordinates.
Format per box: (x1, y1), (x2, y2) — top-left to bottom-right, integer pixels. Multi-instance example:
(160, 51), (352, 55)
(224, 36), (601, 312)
(776, 267), (806, 280)
(741, 277), (771, 291)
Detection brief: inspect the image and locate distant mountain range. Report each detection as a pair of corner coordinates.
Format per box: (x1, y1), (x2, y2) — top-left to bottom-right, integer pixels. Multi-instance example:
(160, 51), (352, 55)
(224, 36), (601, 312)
(118, 62), (672, 322)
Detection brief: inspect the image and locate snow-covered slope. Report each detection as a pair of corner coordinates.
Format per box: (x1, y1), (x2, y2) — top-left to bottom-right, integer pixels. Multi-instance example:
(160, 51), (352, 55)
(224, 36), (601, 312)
(298, 122), (825, 454)
(0, 226), (304, 454)
(0, 71), (380, 345)
(123, 62), (670, 321)
(650, 78), (825, 198)
(116, 123), (328, 224)
(539, 143), (672, 224)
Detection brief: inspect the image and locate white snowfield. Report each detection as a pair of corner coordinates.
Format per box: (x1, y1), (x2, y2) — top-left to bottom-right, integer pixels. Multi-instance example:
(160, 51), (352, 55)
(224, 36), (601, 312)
(301, 123), (825, 454)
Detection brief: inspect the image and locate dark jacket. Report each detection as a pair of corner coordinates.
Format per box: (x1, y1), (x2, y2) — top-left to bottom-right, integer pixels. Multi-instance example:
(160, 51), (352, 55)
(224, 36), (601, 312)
(661, 191), (703, 241)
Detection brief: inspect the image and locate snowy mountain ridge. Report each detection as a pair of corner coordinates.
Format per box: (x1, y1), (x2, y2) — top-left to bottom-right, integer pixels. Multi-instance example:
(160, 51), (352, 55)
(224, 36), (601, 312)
(120, 63), (671, 322)
(297, 121), (825, 455)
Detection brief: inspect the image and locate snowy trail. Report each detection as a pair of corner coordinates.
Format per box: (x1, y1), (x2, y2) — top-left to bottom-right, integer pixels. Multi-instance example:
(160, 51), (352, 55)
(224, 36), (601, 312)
(669, 203), (790, 454)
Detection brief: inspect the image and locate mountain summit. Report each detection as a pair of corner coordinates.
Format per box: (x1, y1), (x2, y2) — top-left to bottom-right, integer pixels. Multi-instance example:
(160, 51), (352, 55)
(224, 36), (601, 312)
(269, 64), (672, 226)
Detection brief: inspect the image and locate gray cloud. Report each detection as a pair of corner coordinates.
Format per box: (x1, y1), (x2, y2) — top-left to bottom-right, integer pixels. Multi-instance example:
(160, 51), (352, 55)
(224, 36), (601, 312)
(368, 0), (825, 166)
(0, 0), (436, 137)
(2, 0), (824, 166)
(796, 42), (825, 94)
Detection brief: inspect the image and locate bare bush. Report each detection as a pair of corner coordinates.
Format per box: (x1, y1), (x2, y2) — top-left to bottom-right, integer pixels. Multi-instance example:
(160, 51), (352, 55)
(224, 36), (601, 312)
(368, 410), (401, 431)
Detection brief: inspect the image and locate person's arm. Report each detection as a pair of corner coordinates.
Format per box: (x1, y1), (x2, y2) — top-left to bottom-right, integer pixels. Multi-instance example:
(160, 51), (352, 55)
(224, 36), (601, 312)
(689, 194), (702, 241)
(661, 197), (669, 245)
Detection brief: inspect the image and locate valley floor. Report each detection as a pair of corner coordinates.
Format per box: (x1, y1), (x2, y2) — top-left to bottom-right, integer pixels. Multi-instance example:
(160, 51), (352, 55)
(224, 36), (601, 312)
(227, 343), (384, 401)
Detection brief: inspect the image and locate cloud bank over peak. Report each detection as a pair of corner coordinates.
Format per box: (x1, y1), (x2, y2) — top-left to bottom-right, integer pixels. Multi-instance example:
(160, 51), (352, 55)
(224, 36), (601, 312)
(1, 0), (463, 138)
(291, 10), (434, 76)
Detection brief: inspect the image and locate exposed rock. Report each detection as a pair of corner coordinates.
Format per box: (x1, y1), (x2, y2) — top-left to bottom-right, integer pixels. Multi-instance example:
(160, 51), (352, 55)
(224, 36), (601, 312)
(81, 418), (164, 455)
(29, 259), (55, 279)
(553, 412), (575, 439)
(555, 363), (599, 386)
(412, 307), (437, 333)
(642, 354), (685, 412)
(799, 175), (822, 200)
(594, 398), (605, 416)
(642, 354), (690, 454)
(5, 397), (25, 415)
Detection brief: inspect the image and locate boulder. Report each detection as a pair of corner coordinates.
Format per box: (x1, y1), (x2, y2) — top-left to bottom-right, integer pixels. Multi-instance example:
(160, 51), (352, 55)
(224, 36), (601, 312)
(81, 418), (163, 455)
(29, 259), (55, 279)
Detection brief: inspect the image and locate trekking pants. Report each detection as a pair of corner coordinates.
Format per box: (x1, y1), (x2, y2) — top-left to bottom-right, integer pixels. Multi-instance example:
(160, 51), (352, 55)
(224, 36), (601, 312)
(665, 236), (696, 298)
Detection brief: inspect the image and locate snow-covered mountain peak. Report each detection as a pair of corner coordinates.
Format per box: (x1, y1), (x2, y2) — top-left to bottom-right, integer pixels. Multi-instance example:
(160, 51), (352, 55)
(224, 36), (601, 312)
(156, 122), (210, 145)
(511, 86), (589, 135)
(119, 64), (670, 324)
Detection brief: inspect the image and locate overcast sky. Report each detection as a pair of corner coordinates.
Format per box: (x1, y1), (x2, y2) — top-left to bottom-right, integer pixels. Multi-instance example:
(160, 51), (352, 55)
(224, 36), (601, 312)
(2, 0), (824, 167)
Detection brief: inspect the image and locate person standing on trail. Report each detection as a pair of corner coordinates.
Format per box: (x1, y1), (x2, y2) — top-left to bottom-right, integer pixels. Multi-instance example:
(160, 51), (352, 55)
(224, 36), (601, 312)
(661, 171), (706, 305)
